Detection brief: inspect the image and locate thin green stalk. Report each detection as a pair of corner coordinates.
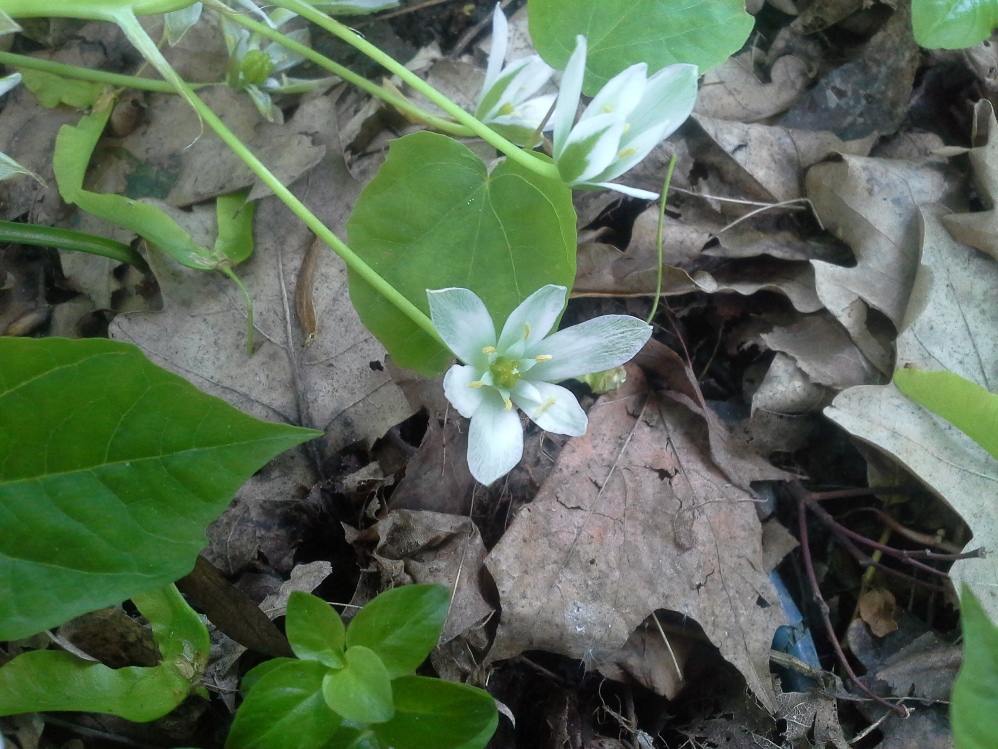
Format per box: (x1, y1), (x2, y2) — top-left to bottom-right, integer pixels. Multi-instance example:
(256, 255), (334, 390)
(221, 265), (255, 355)
(205, 0), (473, 137)
(0, 219), (149, 270)
(0, 50), (193, 94)
(163, 73), (444, 347)
(646, 154), (677, 324)
(270, 0), (562, 180)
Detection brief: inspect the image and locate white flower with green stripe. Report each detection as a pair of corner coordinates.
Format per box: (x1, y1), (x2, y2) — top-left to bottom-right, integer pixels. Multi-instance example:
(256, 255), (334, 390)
(553, 35), (698, 199)
(428, 284), (651, 485)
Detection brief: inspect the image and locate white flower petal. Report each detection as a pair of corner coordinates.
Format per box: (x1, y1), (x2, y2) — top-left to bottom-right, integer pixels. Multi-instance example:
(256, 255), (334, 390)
(527, 315), (652, 382)
(443, 364), (486, 418)
(582, 63), (646, 123)
(483, 3), (508, 97)
(590, 125), (664, 184)
(498, 284), (567, 352)
(513, 381), (588, 436)
(585, 181), (660, 200)
(427, 288), (497, 367)
(557, 113), (625, 184)
(0, 72), (21, 98)
(626, 63), (698, 143)
(468, 393), (524, 485)
(552, 35), (587, 161)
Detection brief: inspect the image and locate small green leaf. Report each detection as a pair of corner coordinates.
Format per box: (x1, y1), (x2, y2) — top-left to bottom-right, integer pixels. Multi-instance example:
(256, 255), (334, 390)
(226, 660), (342, 749)
(0, 338), (320, 640)
(893, 368), (998, 460)
(322, 645), (394, 724)
(346, 131), (576, 375)
(18, 67), (104, 108)
(912, 0), (998, 49)
(215, 188), (256, 266)
(0, 585), (208, 721)
(54, 100), (220, 271)
(528, 0), (751, 94)
(286, 592), (347, 666)
(373, 675), (497, 749)
(345, 584), (449, 679)
(241, 658), (298, 696)
(952, 585), (998, 749)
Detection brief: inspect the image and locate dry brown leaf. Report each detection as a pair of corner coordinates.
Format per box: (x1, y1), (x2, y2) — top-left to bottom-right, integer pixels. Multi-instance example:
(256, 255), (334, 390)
(805, 154), (964, 374)
(858, 588), (899, 638)
(941, 101), (998, 261)
(696, 52), (812, 122)
(484, 365), (786, 711)
(688, 115), (876, 203)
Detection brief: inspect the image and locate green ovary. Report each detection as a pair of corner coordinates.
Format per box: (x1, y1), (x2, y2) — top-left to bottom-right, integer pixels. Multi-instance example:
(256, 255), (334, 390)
(489, 356), (521, 390)
(241, 50), (274, 86)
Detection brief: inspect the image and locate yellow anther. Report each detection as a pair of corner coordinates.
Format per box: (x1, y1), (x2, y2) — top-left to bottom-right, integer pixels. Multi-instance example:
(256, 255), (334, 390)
(469, 381), (484, 388)
(533, 398), (557, 417)
(618, 147), (636, 159)
(523, 323), (531, 340)
(535, 354), (553, 362)
(503, 397), (513, 411)
(482, 346), (497, 354)
(499, 102), (515, 116)
(602, 104), (613, 113)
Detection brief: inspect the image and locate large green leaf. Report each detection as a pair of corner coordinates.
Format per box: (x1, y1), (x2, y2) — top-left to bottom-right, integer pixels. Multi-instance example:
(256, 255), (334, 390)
(0, 585), (209, 721)
(346, 131), (576, 375)
(528, 0), (752, 95)
(952, 586), (998, 749)
(345, 584), (449, 679)
(912, 0), (998, 49)
(0, 337), (320, 640)
(373, 675), (497, 749)
(894, 368), (998, 460)
(226, 660), (342, 749)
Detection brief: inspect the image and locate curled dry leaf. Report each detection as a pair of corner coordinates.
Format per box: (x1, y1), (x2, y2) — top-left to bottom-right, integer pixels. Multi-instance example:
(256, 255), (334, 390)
(695, 52), (811, 123)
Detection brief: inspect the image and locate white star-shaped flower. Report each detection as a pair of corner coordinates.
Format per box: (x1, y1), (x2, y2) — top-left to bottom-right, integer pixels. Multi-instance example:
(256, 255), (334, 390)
(474, 4), (556, 147)
(552, 35), (699, 199)
(427, 284), (651, 485)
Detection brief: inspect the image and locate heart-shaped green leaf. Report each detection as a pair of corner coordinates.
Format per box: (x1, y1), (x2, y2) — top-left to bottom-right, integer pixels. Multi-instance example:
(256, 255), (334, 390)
(346, 584), (449, 679)
(286, 591), (346, 666)
(528, 0), (752, 94)
(346, 131), (576, 375)
(912, 0), (998, 49)
(373, 675), (497, 749)
(225, 660), (342, 749)
(0, 337), (320, 640)
(322, 645), (394, 724)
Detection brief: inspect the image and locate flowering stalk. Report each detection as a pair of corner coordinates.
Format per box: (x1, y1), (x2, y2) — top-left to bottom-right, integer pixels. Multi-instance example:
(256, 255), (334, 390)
(428, 285), (651, 485)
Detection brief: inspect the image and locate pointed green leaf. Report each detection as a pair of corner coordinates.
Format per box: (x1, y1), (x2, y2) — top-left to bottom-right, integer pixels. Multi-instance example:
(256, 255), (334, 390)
(322, 645), (394, 724)
(373, 675), (497, 749)
(0, 337), (320, 640)
(0, 585), (208, 721)
(894, 368), (998, 460)
(529, 0), (750, 94)
(226, 660), (342, 749)
(952, 585), (998, 749)
(215, 188), (256, 266)
(241, 658), (298, 696)
(346, 131), (576, 375)
(18, 67), (104, 108)
(286, 591), (347, 666)
(345, 584), (449, 679)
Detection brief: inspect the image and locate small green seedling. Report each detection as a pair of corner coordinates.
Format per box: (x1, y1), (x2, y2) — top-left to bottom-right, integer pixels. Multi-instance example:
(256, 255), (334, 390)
(225, 584), (497, 749)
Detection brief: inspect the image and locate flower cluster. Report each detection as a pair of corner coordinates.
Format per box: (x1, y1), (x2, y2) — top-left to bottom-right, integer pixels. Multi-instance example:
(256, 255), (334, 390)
(428, 285), (651, 485)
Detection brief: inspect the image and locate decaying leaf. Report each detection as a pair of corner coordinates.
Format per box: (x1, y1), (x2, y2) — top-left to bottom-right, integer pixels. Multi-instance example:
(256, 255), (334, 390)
(485, 365), (787, 711)
(696, 52), (812, 123)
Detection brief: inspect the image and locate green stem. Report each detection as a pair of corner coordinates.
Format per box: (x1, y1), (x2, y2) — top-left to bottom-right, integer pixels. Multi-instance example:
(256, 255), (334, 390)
(0, 50), (193, 94)
(0, 219), (149, 270)
(204, 0), (473, 137)
(269, 0), (561, 180)
(221, 265), (255, 356)
(163, 74), (444, 346)
(646, 154), (677, 324)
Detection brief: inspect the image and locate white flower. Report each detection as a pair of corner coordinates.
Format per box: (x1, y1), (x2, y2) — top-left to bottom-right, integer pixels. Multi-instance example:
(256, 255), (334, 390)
(474, 4), (556, 147)
(552, 35), (698, 199)
(427, 284), (652, 485)
(221, 8), (336, 121)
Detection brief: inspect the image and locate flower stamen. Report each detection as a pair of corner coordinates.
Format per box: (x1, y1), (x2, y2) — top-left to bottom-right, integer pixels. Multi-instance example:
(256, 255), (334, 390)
(469, 380), (484, 388)
(503, 397), (513, 411)
(533, 398), (557, 417)
(523, 323), (530, 340)
(535, 354), (553, 362)
(482, 346), (497, 354)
